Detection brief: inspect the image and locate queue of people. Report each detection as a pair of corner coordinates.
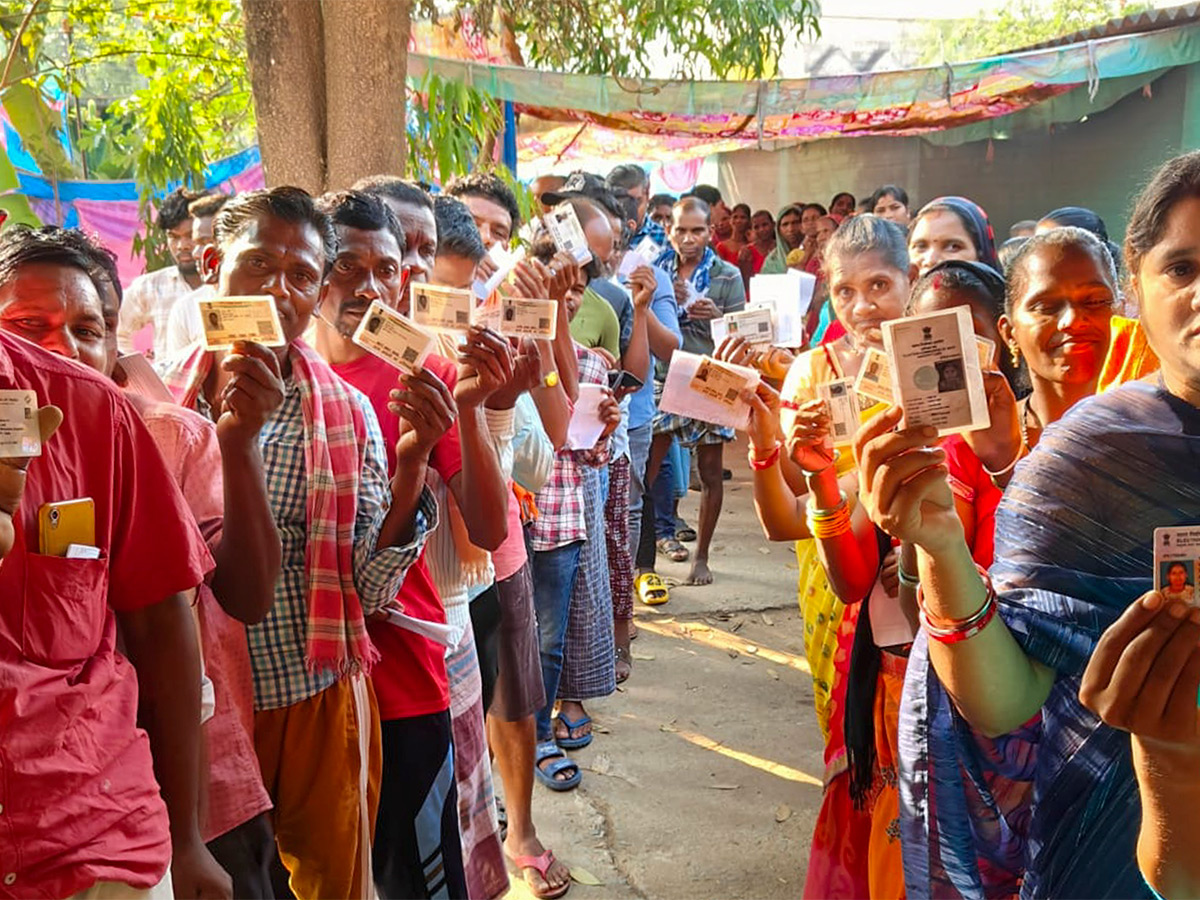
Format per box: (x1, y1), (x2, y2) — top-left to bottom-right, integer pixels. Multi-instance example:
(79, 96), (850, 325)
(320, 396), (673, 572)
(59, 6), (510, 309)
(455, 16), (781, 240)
(3, 146), (1199, 900)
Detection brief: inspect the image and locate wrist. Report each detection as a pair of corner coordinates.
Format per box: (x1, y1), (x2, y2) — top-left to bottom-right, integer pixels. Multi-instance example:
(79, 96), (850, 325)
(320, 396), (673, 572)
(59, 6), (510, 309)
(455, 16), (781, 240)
(1134, 735), (1200, 780)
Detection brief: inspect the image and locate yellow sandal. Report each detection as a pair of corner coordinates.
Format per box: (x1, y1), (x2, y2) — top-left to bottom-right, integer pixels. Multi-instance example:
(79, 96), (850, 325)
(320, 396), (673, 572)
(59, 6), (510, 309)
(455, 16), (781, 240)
(635, 572), (670, 606)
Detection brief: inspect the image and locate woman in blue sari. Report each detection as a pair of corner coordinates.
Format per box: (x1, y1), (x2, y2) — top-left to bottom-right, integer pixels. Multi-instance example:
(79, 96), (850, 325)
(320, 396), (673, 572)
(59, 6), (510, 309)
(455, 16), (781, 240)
(852, 149), (1200, 899)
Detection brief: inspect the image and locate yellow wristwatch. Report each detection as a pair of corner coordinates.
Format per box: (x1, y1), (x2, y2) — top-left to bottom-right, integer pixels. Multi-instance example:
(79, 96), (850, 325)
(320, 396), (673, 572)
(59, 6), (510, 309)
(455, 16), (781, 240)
(538, 371), (560, 389)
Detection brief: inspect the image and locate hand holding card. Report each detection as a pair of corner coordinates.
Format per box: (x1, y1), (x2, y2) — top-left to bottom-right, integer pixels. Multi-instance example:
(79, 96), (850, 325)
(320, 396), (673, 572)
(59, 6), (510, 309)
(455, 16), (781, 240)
(199, 296), (286, 350)
(352, 299), (437, 372)
(546, 202), (593, 265)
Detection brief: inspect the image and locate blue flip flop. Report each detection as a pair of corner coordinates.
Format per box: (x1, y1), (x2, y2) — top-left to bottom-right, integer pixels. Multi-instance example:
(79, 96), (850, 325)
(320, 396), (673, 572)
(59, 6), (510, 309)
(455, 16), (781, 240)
(534, 741), (581, 792)
(554, 713), (593, 750)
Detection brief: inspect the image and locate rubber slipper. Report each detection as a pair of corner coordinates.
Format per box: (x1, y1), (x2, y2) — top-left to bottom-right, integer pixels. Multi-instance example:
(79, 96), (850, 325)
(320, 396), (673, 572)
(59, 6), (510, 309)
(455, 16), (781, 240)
(554, 713), (593, 749)
(534, 741), (580, 791)
(497, 799), (508, 842)
(635, 572), (669, 606)
(507, 849), (571, 900)
(657, 537), (689, 562)
(676, 526), (698, 543)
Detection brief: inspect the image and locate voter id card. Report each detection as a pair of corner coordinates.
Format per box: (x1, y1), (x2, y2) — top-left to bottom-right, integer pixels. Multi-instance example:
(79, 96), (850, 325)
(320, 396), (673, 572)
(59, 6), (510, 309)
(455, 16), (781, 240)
(1154, 526), (1200, 606)
(546, 202), (593, 265)
(817, 378), (857, 447)
(351, 299), (436, 372)
(855, 346), (895, 406)
(724, 307), (775, 345)
(688, 356), (752, 408)
(500, 297), (558, 340)
(411, 282), (473, 333)
(198, 296), (285, 350)
(0, 389), (40, 457)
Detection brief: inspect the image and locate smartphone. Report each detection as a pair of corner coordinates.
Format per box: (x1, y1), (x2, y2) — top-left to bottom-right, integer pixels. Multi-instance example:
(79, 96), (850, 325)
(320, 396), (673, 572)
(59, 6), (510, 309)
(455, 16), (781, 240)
(38, 498), (96, 558)
(607, 369), (645, 392)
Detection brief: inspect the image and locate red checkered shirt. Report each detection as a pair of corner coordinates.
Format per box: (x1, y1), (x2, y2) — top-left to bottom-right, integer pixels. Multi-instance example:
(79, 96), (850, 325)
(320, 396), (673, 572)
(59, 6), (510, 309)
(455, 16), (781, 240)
(528, 345), (610, 551)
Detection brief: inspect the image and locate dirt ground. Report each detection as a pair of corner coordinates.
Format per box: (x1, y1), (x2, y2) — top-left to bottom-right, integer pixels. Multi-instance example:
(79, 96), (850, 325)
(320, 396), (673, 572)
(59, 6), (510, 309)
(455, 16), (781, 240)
(501, 435), (826, 900)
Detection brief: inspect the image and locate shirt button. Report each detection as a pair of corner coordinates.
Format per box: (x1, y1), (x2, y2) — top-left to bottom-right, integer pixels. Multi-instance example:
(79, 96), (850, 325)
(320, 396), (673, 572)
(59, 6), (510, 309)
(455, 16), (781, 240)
(4, 873), (15, 885)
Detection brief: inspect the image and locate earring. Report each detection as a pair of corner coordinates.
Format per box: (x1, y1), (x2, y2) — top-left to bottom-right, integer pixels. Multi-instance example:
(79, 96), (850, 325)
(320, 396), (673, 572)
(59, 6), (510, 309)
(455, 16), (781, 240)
(1009, 343), (1021, 368)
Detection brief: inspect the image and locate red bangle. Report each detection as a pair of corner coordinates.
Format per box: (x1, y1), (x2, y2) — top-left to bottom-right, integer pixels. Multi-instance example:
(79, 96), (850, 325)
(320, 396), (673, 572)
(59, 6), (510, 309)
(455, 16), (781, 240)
(748, 441), (782, 470)
(917, 566), (998, 644)
(920, 597), (997, 644)
(780, 399), (800, 411)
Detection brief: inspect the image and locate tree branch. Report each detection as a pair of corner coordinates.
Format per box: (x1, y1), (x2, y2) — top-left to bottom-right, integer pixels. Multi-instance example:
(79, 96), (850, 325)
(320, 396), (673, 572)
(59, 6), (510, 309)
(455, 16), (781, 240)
(1, 0), (46, 93)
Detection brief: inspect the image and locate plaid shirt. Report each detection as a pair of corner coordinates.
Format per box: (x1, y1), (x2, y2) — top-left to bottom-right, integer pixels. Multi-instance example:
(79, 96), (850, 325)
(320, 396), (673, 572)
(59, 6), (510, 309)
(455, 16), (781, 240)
(529, 346), (609, 551)
(117, 265), (194, 359)
(247, 376), (436, 710)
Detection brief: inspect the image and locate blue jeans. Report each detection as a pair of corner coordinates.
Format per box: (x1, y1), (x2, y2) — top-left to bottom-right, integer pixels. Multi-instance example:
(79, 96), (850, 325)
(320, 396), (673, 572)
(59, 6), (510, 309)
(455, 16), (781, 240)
(652, 441), (677, 540)
(626, 422), (652, 559)
(531, 541), (584, 742)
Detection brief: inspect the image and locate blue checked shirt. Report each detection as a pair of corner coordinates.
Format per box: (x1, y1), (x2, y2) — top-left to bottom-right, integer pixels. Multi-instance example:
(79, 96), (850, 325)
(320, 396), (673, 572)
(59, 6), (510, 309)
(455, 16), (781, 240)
(248, 376), (437, 710)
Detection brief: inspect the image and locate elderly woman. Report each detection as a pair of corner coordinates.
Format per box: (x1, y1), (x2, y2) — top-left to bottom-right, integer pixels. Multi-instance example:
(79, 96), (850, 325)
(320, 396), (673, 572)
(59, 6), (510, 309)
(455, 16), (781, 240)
(855, 150), (1200, 898)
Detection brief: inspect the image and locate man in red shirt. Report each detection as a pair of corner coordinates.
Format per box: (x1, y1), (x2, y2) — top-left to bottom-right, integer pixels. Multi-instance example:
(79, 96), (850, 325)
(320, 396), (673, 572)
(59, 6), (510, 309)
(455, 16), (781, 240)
(313, 188), (511, 899)
(0, 230), (230, 899)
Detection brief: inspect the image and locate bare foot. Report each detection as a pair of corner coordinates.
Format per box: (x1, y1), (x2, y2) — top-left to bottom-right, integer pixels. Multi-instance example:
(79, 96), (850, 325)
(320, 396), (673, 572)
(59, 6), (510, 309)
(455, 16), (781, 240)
(686, 558), (713, 586)
(615, 646), (632, 683)
(505, 832), (571, 898)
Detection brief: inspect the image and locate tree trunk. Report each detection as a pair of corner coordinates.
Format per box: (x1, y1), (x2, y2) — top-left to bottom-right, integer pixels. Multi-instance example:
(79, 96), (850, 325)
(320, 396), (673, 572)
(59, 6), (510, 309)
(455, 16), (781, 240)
(322, 0), (410, 190)
(241, 0), (328, 192)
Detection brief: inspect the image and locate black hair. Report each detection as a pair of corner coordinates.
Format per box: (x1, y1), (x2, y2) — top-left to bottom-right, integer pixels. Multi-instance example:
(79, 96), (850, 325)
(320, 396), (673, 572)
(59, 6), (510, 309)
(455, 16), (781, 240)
(1039, 206), (1121, 274)
(1004, 226), (1118, 316)
(910, 259), (1023, 390)
(317, 189), (407, 256)
(432, 194), (486, 264)
(607, 163), (648, 193)
(752, 209), (775, 224)
(188, 193), (232, 220)
(0, 225), (105, 297)
(215, 186), (337, 272)
(674, 195), (711, 224)
(802, 202), (829, 217)
(830, 192), (856, 211)
(529, 235), (557, 265)
(732, 203), (751, 216)
(649, 193), (676, 211)
(824, 214), (909, 274)
(687, 184), (723, 207)
(1009, 219), (1037, 237)
(869, 185), (909, 211)
(1125, 150), (1200, 278)
(157, 186), (203, 231)
(444, 171), (522, 230)
(352, 175), (435, 213)
(998, 236), (1028, 273)
(23, 225), (123, 306)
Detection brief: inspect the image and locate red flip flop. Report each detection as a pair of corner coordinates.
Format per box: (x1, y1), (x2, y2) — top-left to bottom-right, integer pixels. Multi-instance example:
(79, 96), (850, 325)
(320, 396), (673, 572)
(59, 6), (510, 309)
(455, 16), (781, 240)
(508, 849), (571, 899)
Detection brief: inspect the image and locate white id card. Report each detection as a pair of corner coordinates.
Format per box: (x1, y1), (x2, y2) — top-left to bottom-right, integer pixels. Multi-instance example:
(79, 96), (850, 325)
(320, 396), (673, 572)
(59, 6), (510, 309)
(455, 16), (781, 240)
(817, 378), (857, 447)
(411, 282), (473, 333)
(617, 236), (660, 278)
(351, 299), (436, 372)
(198, 296), (285, 350)
(688, 356), (754, 409)
(724, 307), (775, 345)
(658, 351), (760, 431)
(882, 306), (990, 436)
(472, 243), (525, 300)
(0, 389), (41, 457)
(1154, 526), (1200, 606)
(546, 202), (593, 265)
(855, 346), (895, 406)
(500, 297), (558, 339)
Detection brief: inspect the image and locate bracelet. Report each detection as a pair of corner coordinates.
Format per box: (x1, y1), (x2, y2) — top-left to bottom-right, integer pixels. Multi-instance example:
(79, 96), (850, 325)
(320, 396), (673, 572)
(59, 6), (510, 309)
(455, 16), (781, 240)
(806, 491), (848, 520)
(800, 448), (841, 478)
(982, 443), (1028, 478)
(748, 441), (782, 470)
(916, 570), (998, 644)
(807, 505), (853, 539)
(898, 565), (920, 589)
(780, 398), (800, 411)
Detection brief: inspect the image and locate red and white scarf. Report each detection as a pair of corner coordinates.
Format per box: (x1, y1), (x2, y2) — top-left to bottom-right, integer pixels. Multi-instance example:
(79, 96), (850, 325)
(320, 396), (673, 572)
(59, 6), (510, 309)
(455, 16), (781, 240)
(163, 340), (378, 675)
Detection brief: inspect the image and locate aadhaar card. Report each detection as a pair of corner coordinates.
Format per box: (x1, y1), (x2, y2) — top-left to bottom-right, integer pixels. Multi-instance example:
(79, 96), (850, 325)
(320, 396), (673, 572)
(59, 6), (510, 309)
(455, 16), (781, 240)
(882, 306), (990, 437)
(546, 202), (593, 265)
(499, 297), (558, 340)
(817, 378), (857, 447)
(688, 356), (754, 408)
(1154, 526), (1200, 607)
(0, 389), (40, 457)
(411, 282), (473, 333)
(854, 346), (895, 405)
(351, 299), (436, 372)
(724, 306), (775, 345)
(198, 296), (285, 350)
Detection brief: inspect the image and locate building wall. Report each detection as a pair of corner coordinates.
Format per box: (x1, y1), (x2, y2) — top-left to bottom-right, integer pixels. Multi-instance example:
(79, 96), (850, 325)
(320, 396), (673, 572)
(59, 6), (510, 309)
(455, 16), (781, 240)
(717, 64), (1195, 240)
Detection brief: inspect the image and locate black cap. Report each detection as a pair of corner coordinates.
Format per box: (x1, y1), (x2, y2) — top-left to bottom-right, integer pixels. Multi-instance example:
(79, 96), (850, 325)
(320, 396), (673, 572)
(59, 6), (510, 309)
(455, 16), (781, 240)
(540, 171), (610, 207)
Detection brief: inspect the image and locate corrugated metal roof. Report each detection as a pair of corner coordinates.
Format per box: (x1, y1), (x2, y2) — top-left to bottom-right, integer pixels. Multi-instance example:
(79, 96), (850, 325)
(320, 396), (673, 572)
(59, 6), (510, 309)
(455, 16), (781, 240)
(1016, 2), (1200, 52)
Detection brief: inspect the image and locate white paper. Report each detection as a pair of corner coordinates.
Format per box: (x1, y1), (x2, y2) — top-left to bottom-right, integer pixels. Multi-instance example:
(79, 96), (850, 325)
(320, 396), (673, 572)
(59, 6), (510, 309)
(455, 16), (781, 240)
(472, 243), (525, 300)
(383, 607), (464, 648)
(749, 270), (815, 346)
(567, 383), (608, 450)
(617, 236), (661, 278)
(882, 306), (990, 437)
(659, 351), (760, 430)
(868, 578), (917, 647)
(351, 299), (437, 372)
(198, 296), (285, 350)
(546, 202), (593, 265)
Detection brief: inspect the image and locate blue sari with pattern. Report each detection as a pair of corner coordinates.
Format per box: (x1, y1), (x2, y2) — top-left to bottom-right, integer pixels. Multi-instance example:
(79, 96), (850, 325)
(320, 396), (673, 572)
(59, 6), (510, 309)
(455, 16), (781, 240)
(899, 380), (1200, 899)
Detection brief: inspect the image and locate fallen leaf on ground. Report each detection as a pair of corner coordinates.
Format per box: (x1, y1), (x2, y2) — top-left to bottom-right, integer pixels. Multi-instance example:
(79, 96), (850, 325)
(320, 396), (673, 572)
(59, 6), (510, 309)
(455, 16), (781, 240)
(631, 651), (656, 661)
(707, 783), (740, 790)
(761, 612), (775, 626)
(775, 803), (793, 823)
(758, 546), (771, 555)
(592, 724), (611, 734)
(730, 620), (744, 633)
(660, 720), (679, 733)
(570, 867), (604, 886)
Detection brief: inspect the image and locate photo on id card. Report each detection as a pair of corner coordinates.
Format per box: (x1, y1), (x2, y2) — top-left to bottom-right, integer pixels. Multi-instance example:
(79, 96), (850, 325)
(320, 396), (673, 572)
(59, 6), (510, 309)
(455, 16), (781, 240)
(1154, 526), (1200, 606)
(351, 299), (435, 372)
(882, 306), (989, 436)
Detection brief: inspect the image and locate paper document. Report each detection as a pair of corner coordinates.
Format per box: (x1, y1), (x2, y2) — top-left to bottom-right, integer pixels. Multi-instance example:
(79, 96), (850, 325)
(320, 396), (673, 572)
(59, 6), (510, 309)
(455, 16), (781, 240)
(384, 607), (464, 648)
(546, 202), (593, 265)
(567, 383), (609, 450)
(659, 351), (760, 430)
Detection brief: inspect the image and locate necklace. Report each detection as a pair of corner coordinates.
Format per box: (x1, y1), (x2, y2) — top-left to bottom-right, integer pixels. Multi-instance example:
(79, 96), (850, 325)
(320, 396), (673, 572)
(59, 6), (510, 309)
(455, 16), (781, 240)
(1021, 398), (1044, 450)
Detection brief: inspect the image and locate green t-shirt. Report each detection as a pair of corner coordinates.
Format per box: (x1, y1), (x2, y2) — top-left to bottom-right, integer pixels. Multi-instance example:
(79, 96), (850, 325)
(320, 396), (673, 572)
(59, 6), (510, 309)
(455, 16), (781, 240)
(568, 286), (621, 359)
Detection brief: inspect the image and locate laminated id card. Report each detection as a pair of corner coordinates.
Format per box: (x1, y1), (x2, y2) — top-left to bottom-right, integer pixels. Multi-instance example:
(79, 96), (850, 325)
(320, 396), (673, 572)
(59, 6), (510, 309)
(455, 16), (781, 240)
(546, 202), (593, 265)
(351, 299), (436, 372)
(198, 296), (285, 350)
(0, 389), (40, 457)
(817, 378), (858, 447)
(411, 282), (473, 333)
(500, 298), (558, 340)
(1154, 526), (1200, 606)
